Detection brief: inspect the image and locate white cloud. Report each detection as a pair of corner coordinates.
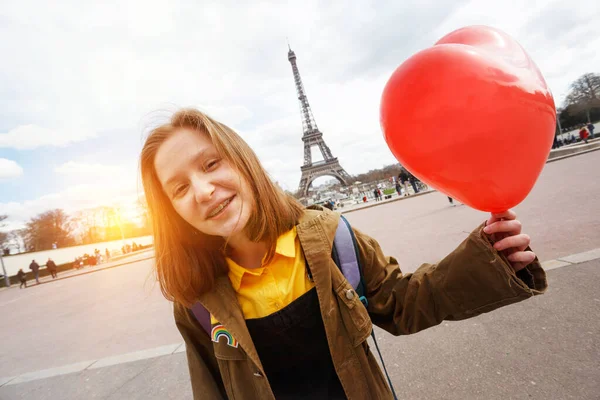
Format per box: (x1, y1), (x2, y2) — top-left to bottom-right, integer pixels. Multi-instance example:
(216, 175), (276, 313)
(0, 125), (97, 150)
(1, 0), (598, 196)
(197, 105), (254, 128)
(55, 161), (124, 177)
(0, 158), (24, 179)
(0, 178), (142, 229)
(1, 160), (141, 228)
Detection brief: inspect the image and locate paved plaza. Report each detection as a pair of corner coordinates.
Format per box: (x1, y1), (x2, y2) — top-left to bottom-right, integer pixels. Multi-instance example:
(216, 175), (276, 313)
(0, 150), (599, 399)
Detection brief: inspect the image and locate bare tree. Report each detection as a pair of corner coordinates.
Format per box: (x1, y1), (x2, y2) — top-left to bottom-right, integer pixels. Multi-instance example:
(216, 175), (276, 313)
(7, 230), (26, 253)
(564, 73), (600, 123)
(71, 207), (107, 244)
(23, 209), (75, 251)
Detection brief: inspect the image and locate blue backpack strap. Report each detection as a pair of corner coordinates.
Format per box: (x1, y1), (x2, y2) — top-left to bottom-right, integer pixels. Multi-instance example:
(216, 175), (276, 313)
(333, 215), (398, 400)
(191, 302), (211, 336)
(332, 215), (368, 306)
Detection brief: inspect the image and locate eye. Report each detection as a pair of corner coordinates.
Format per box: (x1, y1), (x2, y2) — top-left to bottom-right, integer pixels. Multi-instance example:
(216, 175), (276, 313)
(172, 183), (189, 198)
(205, 158), (221, 171)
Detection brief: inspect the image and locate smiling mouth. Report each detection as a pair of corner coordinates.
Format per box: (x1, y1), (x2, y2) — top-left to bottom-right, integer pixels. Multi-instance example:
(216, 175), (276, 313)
(207, 196), (234, 219)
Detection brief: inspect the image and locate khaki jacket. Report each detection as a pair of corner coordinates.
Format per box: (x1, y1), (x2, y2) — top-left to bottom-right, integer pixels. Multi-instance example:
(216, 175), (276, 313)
(174, 208), (547, 399)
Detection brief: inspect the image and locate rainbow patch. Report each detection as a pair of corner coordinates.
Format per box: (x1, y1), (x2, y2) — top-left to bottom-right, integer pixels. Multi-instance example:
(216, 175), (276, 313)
(211, 324), (239, 348)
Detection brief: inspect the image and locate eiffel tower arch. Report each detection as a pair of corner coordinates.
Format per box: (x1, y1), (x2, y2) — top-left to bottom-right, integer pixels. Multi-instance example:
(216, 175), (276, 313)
(287, 45), (351, 197)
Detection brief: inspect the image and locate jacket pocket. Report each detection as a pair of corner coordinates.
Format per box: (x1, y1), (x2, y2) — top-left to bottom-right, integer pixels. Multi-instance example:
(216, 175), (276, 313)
(214, 345), (262, 399)
(213, 340), (247, 361)
(334, 280), (372, 347)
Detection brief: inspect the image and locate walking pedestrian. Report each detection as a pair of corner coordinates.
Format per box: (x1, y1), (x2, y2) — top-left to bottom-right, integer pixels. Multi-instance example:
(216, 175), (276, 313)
(29, 260), (40, 284)
(395, 181), (402, 196)
(586, 122), (595, 139)
(579, 125), (589, 144)
(140, 108), (546, 400)
(398, 169), (410, 196)
(373, 188), (380, 202)
(17, 268), (27, 289)
(408, 172), (420, 194)
(46, 258), (58, 279)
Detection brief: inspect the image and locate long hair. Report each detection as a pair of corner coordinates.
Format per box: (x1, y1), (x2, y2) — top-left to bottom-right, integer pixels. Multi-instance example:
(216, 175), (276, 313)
(140, 108), (305, 306)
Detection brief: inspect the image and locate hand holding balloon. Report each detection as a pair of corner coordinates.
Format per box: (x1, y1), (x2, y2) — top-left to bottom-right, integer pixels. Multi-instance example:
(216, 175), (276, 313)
(483, 210), (536, 272)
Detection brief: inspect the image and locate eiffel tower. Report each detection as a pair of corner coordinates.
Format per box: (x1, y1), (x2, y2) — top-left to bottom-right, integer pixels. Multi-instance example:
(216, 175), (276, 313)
(287, 45), (351, 197)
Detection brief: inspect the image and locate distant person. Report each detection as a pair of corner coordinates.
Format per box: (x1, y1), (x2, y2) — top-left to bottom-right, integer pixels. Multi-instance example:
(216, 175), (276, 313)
(587, 122), (595, 139)
(29, 260), (40, 284)
(105, 248), (111, 261)
(579, 126), (589, 144)
(408, 172), (420, 194)
(395, 181), (402, 196)
(373, 188), (380, 202)
(17, 268), (27, 289)
(46, 258), (58, 279)
(398, 169), (410, 196)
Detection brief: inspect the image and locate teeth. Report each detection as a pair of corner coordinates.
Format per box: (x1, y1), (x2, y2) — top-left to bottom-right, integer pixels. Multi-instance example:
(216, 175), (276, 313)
(208, 198), (231, 218)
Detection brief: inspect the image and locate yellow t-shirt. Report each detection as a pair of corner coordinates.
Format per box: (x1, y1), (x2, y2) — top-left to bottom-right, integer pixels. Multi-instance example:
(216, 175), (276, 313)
(210, 227), (314, 324)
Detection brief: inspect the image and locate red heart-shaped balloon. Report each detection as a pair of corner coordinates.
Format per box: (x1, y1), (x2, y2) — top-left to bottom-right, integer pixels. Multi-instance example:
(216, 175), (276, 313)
(380, 26), (556, 212)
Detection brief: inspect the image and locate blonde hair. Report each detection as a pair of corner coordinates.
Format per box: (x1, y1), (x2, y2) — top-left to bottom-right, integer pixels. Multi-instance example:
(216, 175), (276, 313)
(140, 108), (304, 306)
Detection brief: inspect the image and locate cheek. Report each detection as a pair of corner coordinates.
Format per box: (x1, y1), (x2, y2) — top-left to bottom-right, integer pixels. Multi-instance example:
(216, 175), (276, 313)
(172, 199), (193, 223)
(241, 185), (256, 215)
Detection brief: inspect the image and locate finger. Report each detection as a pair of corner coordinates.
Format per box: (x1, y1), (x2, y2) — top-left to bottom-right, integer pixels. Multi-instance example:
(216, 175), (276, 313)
(511, 262), (528, 272)
(487, 209), (517, 225)
(483, 220), (522, 236)
(493, 234), (531, 251)
(507, 251), (536, 265)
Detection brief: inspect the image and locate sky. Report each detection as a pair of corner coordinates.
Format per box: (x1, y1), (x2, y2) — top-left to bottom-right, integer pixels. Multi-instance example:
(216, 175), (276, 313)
(1, 0), (599, 231)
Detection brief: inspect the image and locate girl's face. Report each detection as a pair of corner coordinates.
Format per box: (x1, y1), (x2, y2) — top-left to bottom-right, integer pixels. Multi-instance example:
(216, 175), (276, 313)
(154, 128), (254, 241)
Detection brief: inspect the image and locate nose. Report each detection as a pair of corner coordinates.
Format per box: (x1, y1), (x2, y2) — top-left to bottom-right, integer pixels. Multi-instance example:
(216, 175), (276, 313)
(191, 175), (215, 204)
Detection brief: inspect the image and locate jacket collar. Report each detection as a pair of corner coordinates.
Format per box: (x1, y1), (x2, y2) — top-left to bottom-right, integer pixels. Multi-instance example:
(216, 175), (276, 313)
(197, 207), (340, 373)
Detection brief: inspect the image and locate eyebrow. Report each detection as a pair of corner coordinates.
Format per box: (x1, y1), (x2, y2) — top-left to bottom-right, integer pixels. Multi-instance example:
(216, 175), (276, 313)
(163, 148), (210, 188)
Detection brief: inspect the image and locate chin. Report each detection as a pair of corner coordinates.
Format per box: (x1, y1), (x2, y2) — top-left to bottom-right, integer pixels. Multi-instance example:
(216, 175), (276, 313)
(221, 215), (249, 238)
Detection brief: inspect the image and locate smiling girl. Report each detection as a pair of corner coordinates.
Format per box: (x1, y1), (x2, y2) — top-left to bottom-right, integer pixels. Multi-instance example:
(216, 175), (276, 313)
(140, 108), (547, 400)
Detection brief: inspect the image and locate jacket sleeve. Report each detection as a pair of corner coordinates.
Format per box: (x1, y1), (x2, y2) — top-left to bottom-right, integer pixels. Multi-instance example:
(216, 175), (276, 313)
(173, 302), (226, 400)
(355, 222), (547, 336)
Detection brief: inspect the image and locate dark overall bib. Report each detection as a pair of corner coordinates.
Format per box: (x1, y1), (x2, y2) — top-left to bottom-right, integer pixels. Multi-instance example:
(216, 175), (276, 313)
(245, 288), (347, 399)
